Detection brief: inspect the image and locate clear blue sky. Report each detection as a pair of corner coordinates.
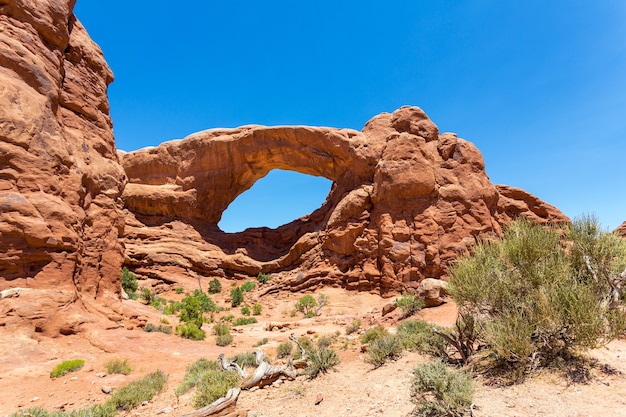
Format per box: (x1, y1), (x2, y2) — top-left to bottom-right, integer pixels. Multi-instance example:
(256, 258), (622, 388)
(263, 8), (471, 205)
(75, 1), (626, 232)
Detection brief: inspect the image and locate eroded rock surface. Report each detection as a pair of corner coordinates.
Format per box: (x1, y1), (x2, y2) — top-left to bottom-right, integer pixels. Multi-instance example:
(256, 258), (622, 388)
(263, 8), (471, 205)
(121, 107), (568, 295)
(0, 0), (126, 334)
(616, 221), (626, 238)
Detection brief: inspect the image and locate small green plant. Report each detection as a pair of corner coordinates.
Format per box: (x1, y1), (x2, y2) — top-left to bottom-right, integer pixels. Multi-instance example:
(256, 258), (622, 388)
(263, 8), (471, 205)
(208, 278), (222, 294)
(105, 358), (132, 375)
(193, 368), (240, 408)
(229, 352), (257, 368)
(139, 287), (156, 305)
(345, 319), (361, 335)
(396, 292), (424, 319)
(241, 305), (251, 316)
(411, 359), (474, 417)
(257, 272), (272, 284)
(241, 281), (256, 292)
(50, 359), (85, 378)
(107, 370), (168, 411)
(317, 335), (334, 349)
(216, 333), (234, 346)
(277, 342), (293, 358)
(175, 287), (184, 294)
(396, 320), (447, 356)
(233, 317), (257, 326)
(175, 359), (219, 396)
(305, 346), (340, 378)
(230, 286), (244, 307)
(252, 303), (262, 316)
(253, 337), (269, 347)
(121, 267), (138, 298)
(213, 322), (233, 346)
(160, 316), (170, 324)
(367, 335), (403, 368)
(144, 323), (173, 334)
(220, 314), (235, 322)
(294, 295), (317, 317)
(361, 325), (390, 344)
(176, 322), (206, 340)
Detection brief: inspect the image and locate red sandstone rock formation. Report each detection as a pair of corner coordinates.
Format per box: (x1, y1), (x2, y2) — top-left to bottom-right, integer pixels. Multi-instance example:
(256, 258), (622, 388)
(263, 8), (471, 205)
(616, 222), (626, 238)
(0, 0), (126, 335)
(120, 107), (568, 295)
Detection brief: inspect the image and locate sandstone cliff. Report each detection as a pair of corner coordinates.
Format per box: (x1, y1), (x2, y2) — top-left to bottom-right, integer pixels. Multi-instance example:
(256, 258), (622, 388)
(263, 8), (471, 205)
(120, 107), (568, 295)
(0, 0), (126, 335)
(617, 221), (626, 238)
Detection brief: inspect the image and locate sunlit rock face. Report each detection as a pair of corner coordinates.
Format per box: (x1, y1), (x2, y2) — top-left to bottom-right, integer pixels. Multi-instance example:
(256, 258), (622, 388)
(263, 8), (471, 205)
(120, 106), (568, 295)
(0, 0), (127, 335)
(616, 222), (626, 238)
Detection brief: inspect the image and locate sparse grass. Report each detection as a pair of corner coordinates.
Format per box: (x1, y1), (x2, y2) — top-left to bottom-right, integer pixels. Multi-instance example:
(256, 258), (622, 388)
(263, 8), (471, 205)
(396, 320), (447, 356)
(305, 346), (340, 379)
(230, 352), (257, 368)
(105, 358), (131, 375)
(175, 287), (184, 294)
(108, 370), (168, 411)
(396, 292), (424, 319)
(257, 272), (272, 284)
(277, 342), (293, 358)
(252, 303), (262, 316)
(241, 281), (256, 292)
(144, 323), (173, 334)
(213, 322), (233, 346)
(345, 319), (361, 335)
(176, 322), (206, 340)
(175, 359), (220, 397)
(411, 360), (474, 417)
(253, 338), (269, 347)
(233, 317), (257, 326)
(50, 359), (85, 378)
(361, 325), (390, 344)
(193, 368), (240, 408)
(367, 335), (403, 368)
(216, 334), (234, 346)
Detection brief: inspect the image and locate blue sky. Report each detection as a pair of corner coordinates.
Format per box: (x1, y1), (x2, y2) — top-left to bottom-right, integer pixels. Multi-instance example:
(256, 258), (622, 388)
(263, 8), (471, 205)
(75, 1), (626, 232)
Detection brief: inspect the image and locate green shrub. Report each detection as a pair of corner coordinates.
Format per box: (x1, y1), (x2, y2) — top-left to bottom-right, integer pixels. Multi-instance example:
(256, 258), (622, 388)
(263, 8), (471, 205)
(411, 360), (474, 417)
(230, 287), (244, 307)
(176, 322), (206, 341)
(396, 320), (447, 356)
(139, 287), (156, 304)
(175, 359), (221, 397)
(193, 368), (240, 408)
(121, 267), (138, 298)
(175, 287), (184, 294)
(241, 281), (256, 292)
(229, 352), (257, 368)
(233, 317), (257, 326)
(277, 342), (293, 358)
(216, 333), (234, 347)
(305, 346), (340, 378)
(252, 303), (262, 316)
(105, 358), (131, 375)
(208, 278), (222, 294)
(50, 359), (85, 378)
(295, 295), (317, 317)
(107, 370), (167, 411)
(293, 336), (314, 360)
(220, 314), (235, 322)
(367, 335), (403, 368)
(257, 272), (272, 284)
(317, 335), (334, 349)
(361, 325), (390, 344)
(449, 216), (626, 372)
(213, 322), (231, 336)
(396, 292), (424, 318)
(9, 404), (117, 417)
(144, 323), (173, 334)
(345, 319), (361, 335)
(241, 305), (251, 316)
(253, 338), (269, 347)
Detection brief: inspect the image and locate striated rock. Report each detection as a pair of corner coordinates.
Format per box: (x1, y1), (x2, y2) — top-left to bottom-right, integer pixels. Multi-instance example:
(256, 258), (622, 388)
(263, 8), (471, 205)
(120, 106), (568, 295)
(0, 0), (126, 335)
(616, 222), (626, 238)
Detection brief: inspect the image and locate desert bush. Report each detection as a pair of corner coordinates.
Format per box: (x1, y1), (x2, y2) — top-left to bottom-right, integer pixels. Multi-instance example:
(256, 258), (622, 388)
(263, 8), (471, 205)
(105, 358), (131, 375)
(107, 370), (167, 410)
(10, 404), (116, 417)
(216, 333), (234, 346)
(361, 325), (390, 344)
(345, 319), (361, 335)
(176, 322), (206, 341)
(317, 335), (334, 349)
(294, 295), (317, 317)
(121, 267), (138, 298)
(208, 278), (222, 294)
(220, 314), (235, 322)
(139, 287), (156, 305)
(175, 359), (221, 397)
(241, 305), (251, 316)
(144, 323), (173, 334)
(241, 281), (256, 292)
(293, 336), (314, 360)
(232, 317), (257, 326)
(229, 352), (257, 368)
(367, 335), (403, 368)
(253, 338), (269, 347)
(448, 216), (626, 373)
(411, 359), (474, 417)
(213, 322), (233, 346)
(252, 303), (262, 316)
(230, 286), (244, 307)
(305, 345), (340, 378)
(257, 272), (272, 284)
(175, 287), (184, 294)
(50, 359), (85, 378)
(397, 320), (447, 356)
(396, 292), (424, 318)
(277, 342), (293, 358)
(193, 368), (240, 408)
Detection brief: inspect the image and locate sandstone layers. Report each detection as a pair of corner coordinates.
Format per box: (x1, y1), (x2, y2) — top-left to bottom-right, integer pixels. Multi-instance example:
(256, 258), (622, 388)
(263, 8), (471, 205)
(0, 0), (126, 335)
(1, 1), (570, 337)
(121, 106), (568, 295)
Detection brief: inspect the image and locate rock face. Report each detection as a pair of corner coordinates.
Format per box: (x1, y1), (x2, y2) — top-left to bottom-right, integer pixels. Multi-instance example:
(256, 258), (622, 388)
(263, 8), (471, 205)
(121, 106), (568, 295)
(0, 1), (126, 334)
(616, 222), (626, 238)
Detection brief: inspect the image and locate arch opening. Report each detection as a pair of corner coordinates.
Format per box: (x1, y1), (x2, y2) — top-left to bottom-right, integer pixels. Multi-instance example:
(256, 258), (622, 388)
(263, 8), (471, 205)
(218, 169), (333, 233)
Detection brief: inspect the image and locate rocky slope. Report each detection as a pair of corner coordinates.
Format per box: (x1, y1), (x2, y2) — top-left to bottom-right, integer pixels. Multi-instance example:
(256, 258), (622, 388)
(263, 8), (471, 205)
(616, 221), (626, 237)
(120, 106), (568, 295)
(0, 0), (126, 335)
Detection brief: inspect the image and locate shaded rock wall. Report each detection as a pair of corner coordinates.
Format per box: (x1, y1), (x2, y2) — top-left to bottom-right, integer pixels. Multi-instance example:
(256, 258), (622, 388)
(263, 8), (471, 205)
(121, 107), (568, 295)
(0, 0), (126, 334)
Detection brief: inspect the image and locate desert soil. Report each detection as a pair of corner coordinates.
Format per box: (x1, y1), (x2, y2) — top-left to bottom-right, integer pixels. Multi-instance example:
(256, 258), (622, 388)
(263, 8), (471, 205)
(1, 284), (625, 417)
